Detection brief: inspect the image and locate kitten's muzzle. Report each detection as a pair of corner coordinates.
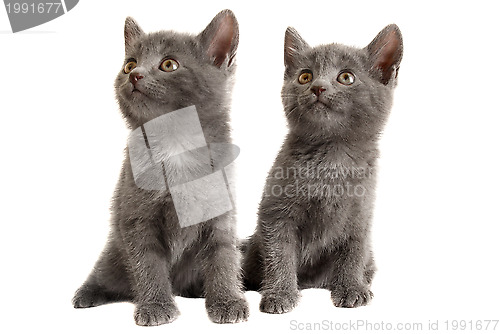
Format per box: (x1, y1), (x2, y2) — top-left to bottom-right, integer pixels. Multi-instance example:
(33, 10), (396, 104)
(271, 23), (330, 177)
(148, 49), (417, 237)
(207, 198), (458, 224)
(311, 86), (326, 97)
(129, 72), (144, 86)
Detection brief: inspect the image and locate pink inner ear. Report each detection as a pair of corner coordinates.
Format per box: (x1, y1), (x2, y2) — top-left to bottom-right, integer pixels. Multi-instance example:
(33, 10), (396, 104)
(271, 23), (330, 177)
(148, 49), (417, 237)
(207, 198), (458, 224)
(284, 28), (307, 68)
(375, 32), (399, 68)
(124, 30), (136, 48)
(284, 38), (297, 66)
(371, 30), (402, 84)
(208, 16), (235, 67)
(124, 18), (143, 48)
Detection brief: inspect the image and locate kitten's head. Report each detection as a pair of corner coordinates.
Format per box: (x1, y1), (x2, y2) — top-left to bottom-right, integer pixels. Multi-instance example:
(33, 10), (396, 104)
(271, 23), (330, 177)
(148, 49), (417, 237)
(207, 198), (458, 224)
(115, 10), (239, 128)
(281, 25), (403, 142)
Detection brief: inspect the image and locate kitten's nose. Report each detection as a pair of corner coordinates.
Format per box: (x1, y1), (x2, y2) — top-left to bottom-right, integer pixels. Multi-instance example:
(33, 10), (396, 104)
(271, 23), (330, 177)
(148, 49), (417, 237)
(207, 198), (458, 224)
(129, 73), (144, 85)
(311, 86), (326, 97)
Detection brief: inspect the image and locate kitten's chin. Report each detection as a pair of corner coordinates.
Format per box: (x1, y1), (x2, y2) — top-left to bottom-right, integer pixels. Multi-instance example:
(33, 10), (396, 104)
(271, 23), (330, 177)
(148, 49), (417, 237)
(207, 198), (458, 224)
(120, 85), (154, 102)
(289, 104), (351, 139)
(309, 102), (344, 120)
(129, 88), (150, 100)
(123, 89), (166, 109)
(311, 101), (331, 112)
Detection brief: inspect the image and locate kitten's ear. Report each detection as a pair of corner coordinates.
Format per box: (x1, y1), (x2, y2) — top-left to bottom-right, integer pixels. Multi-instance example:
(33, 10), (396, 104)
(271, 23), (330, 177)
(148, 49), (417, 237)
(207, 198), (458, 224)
(199, 9), (239, 68)
(366, 24), (403, 85)
(124, 17), (144, 53)
(284, 27), (309, 69)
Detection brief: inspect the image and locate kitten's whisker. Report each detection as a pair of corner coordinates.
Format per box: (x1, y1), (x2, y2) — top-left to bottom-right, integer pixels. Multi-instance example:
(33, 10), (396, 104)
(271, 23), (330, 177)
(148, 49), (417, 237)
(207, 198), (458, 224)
(284, 106), (298, 117)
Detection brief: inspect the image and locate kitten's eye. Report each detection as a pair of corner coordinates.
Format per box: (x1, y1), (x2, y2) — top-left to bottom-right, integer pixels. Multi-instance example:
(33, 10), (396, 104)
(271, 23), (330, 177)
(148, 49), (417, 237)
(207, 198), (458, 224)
(123, 61), (137, 74)
(160, 59), (179, 72)
(337, 71), (355, 85)
(298, 71), (313, 84)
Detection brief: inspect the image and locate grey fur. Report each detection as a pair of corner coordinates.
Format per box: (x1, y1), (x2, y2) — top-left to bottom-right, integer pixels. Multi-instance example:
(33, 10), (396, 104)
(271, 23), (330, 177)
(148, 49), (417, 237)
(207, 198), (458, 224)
(72, 10), (249, 325)
(242, 25), (403, 313)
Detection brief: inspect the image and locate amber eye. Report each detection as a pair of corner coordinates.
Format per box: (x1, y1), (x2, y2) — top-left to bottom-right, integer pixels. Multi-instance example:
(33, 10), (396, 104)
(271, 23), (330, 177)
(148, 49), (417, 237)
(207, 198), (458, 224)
(337, 71), (355, 85)
(298, 71), (313, 84)
(123, 61), (137, 74)
(160, 59), (179, 72)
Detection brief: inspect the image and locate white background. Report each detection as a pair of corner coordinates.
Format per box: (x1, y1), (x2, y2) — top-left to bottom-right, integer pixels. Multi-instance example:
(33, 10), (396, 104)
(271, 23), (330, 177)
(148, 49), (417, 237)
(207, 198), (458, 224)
(1, 0), (499, 333)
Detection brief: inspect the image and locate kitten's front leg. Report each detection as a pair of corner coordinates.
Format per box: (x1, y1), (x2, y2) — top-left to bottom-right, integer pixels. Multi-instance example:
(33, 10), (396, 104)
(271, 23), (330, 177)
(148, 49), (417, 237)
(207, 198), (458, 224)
(122, 219), (180, 326)
(202, 215), (249, 324)
(259, 218), (301, 314)
(329, 238), (373, 308)
(73, 238), (133, 308)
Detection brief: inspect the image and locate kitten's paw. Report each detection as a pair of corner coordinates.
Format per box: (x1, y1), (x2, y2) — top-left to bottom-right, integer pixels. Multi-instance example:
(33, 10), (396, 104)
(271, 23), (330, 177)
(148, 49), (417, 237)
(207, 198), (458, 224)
(72, 286), (109, 308)
(134, 302), (180, 326)
(259, 290), (300, 314)
(206, 297), (249, 324)
(331, 285), (373, 308)
(364, 268), (376, 285)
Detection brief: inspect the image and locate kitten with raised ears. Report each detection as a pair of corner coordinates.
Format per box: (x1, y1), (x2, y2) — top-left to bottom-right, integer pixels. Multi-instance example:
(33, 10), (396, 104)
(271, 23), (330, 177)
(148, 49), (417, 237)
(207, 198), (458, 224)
(72, 10), (249, 326)
(242, 24), (403, 313)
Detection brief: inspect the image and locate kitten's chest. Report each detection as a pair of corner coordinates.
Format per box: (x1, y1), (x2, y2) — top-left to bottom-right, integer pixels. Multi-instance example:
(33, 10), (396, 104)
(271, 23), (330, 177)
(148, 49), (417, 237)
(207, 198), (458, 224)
(292, 145), (375, 261)
(297, 196), (349, 256)
(167, 223), (202, 264)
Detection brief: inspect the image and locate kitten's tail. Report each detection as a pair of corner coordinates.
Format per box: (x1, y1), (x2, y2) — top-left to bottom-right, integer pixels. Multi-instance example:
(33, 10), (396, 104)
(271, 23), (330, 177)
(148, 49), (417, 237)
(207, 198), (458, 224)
(239, 236), (262, 291)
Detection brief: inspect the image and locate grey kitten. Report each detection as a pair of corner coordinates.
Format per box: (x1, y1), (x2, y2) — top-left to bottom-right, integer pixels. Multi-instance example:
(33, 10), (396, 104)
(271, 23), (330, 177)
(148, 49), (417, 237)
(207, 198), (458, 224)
(72, 10), (249, 325)
(242, 25), (403, 313)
